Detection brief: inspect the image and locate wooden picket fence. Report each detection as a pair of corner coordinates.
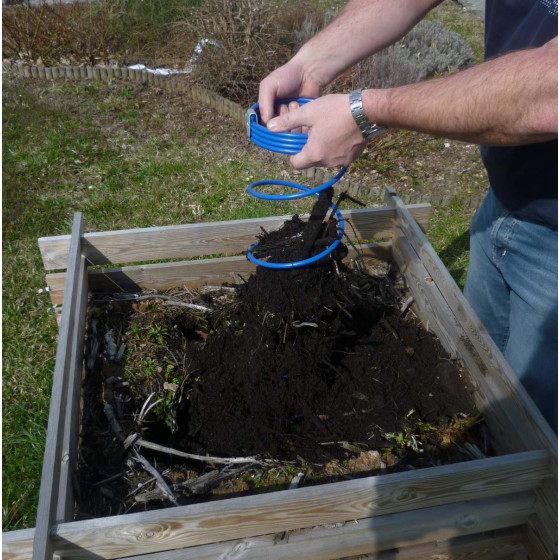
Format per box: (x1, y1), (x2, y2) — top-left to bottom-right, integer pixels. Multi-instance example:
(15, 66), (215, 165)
(3, 61), (485, 210)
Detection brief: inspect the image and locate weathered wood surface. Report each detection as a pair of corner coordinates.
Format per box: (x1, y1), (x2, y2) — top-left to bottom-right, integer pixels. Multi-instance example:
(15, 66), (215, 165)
(44, 243), (393, 306)
(2, 451), (549, 560)
(386, 187), (557, 559)
(524, 511), (557, 560)
(32, 214), (86, 560)
(391, 234), (522, 454)
(353, 528), (527, 560)
(117, 494), (532, 560)
(2, 492), (533, 560)
(391, 233), (557, 560)
(37, 205), (431, 271)
(2, 529), (35, 560)
(56, 255), (88, 523)
(386, 187), (557, 457)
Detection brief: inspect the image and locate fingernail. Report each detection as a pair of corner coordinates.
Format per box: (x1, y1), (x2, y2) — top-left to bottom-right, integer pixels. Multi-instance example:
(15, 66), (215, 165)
(268, 119), (278, 131)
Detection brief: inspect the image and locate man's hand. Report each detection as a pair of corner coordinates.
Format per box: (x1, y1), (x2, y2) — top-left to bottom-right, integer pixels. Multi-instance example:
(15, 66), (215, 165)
(266, 94), (368, 170)
(258, 62), (322, 125)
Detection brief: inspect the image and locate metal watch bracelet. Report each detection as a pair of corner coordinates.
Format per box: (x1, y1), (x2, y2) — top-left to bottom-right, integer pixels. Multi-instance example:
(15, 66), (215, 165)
(349, 88), (387, 141)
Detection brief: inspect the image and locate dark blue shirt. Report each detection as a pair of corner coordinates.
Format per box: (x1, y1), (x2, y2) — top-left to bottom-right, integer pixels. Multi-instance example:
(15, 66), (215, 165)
(481, 0), (558, 228)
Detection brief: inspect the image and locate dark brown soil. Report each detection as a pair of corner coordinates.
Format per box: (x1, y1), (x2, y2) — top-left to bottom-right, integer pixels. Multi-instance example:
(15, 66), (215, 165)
(183, 189), (478, 464)
(77, 190), (487, 518)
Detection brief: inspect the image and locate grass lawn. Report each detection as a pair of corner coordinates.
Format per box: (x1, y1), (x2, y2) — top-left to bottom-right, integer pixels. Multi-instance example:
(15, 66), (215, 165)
(2, 71), (477, 531)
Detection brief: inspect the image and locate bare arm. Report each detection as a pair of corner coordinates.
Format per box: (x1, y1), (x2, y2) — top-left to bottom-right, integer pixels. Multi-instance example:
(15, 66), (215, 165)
(365, 35), (558, 146)
(258, 0), (442, 123)
(267, 36), (558, 169)
(293, 0), (443, 88)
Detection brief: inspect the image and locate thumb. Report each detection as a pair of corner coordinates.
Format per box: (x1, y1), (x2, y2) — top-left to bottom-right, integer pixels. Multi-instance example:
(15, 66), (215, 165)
(258, 86), (276, 124)
(267, 106), (308, 133)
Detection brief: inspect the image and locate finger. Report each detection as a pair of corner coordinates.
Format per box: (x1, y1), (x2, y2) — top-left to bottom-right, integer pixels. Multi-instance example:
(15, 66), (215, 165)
(288, 101), (302, 134)
(258, 81), (278, 124)
(290, 144), (317, 170)
(278, 104), (289, 117)
(267, 105), (309, 133)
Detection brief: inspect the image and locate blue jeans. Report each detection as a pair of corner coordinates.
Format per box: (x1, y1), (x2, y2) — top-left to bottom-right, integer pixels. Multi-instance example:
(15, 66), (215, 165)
(464, 188), (558, 431)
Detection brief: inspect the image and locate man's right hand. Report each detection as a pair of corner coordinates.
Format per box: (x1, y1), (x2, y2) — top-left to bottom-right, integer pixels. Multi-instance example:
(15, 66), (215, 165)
(258, 62), (322, 124)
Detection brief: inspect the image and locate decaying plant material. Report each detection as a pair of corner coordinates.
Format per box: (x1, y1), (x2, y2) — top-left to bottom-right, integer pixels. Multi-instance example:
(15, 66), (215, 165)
(77, 189), (489, 519)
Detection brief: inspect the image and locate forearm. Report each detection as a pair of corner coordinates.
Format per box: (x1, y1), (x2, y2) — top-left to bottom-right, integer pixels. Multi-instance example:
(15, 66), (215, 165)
(364, 37), (558, 145)
(293, 0), (442, 88)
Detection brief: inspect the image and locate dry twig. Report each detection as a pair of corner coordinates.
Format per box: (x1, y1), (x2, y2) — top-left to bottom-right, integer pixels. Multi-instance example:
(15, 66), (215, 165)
(135, 438), (265, 466)
(133, 451), (179, 506)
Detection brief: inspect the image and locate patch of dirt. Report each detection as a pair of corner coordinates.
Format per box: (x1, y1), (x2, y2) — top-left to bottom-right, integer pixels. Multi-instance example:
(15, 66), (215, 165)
(76, 189), (490, 520)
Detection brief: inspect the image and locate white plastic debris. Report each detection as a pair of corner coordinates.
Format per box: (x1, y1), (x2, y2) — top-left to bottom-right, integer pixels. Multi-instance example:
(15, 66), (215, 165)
(129, 38), (223, 77)
(127, 63), (190, 76)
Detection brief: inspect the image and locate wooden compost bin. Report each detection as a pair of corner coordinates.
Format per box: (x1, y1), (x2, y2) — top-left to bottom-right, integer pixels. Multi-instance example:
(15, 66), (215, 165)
(3, 187), (557, 560)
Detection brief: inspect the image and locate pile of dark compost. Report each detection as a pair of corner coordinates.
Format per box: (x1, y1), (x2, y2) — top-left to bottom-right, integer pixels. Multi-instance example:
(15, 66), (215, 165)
(76, 189), (489, 519)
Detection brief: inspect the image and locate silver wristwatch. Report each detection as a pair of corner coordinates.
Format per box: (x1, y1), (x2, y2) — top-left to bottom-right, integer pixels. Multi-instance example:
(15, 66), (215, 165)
(349, 88), (387, 141)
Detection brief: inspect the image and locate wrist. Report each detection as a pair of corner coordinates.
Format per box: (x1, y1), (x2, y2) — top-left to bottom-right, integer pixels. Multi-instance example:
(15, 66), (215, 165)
(349, 88), (387, 141)
(292, 44), (337, 90)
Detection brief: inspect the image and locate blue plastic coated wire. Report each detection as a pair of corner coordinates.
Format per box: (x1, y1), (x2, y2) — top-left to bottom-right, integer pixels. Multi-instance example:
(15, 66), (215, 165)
(246, 97), (348, 269)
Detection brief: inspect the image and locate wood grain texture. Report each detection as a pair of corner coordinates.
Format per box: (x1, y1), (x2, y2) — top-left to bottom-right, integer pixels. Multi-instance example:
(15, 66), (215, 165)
(354, 528), (527, 560)
(32, 215), (85, 560)
(393, 234), (557, 559)
(115, 494), (532, 560)
(45, 244), (393, 306)
(386, 188), (557, 558)
(524, 513), (557, 560)
(38, 205), (431, 271)
(2, 492), (534, 560)
(2, 529), (35, 560)
(25, 451), (553, 559)
(386, 188), (557, 457)
(117, 528), (527, 560)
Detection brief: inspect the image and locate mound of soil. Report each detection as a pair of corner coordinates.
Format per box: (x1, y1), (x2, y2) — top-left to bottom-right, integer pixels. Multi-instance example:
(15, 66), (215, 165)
(183, 189), (477, 464)
(77, 188), (487, 518)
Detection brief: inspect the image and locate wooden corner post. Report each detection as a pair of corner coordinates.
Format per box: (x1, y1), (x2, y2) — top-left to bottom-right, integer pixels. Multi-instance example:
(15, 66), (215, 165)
(32, 213), (88, 560)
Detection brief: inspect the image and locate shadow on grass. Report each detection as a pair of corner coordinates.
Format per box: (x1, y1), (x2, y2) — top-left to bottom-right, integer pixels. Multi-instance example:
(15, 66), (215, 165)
(436, 228), (471, 289)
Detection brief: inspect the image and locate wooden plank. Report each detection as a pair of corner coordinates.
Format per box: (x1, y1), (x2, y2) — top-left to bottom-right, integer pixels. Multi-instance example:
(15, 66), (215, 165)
(37, 205), (431, 271)
(2, 529), (35, 560)
(42, 451), (552, 558)
(392, 233), (558, 558)
(32, 214), (85, 560)
(2, 492), (533, 560)
(391, 234), (523, 454)
(531, 482), (558, 556)
(115, 494), (532, 560)
(45, 243), (393, 306)
(385, 187), (557, 458)
(56, 255), (88, 522)
(524, 513), (557, 560)
(386, 188), (558, 558)
(356, 528), (527, 560)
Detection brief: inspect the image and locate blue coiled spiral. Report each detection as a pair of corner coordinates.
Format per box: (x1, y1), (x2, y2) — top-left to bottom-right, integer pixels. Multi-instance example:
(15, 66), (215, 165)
(246, 98), (348, 269)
